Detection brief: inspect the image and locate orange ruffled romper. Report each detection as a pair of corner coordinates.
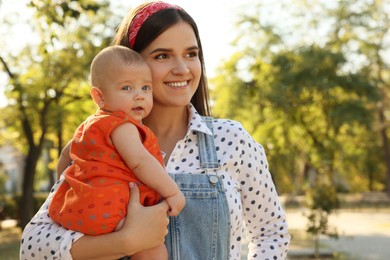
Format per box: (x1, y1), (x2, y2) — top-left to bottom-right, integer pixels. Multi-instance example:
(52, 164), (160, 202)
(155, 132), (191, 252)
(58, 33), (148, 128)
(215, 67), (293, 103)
(49, 110), (163, 235)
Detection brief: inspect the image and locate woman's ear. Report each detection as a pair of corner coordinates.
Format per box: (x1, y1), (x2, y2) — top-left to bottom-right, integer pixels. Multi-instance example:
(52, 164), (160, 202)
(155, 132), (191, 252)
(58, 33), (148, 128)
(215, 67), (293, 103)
(90, 87), (105, 108)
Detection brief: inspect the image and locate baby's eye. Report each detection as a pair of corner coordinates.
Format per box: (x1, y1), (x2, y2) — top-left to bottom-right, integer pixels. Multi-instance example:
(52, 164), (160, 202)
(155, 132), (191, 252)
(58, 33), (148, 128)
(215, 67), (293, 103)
(122, 85), (133, 91)
(142, 85), (151, 91)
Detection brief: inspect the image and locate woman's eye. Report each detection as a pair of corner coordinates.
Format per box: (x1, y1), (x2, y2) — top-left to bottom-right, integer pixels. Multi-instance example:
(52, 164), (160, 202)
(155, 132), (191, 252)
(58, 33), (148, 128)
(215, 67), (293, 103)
(187, 51), (199, 58)
(155, 53), (168, 59)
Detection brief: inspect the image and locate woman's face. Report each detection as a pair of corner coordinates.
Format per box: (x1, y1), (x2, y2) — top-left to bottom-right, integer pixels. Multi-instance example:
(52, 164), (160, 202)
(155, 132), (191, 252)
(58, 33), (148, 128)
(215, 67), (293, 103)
(140, 21), (201, 109)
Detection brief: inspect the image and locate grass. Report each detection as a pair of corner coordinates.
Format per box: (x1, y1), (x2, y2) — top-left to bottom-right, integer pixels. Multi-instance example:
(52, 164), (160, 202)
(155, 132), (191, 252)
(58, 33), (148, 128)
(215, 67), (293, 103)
(287, 229), (348, 259)
(2, 204), (389, 260)
(4, 225), (327, 260)
(0, 227), (350, 260)
(0, 224), (21, 260)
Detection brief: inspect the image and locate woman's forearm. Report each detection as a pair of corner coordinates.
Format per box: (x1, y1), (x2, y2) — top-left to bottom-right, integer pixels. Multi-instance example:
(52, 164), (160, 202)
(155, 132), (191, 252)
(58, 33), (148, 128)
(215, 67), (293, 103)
(72, 183), (170, 259)
(71, 232), (128, 260)
(21, 180), (169, 260)
(57, 140), (72, 179)
(20, 177), (83, 259)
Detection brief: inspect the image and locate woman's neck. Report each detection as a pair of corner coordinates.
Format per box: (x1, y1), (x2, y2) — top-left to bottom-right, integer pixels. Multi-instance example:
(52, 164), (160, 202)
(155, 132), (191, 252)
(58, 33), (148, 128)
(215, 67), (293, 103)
(144, 105), (189, 164)
(144, 105), (188, 134)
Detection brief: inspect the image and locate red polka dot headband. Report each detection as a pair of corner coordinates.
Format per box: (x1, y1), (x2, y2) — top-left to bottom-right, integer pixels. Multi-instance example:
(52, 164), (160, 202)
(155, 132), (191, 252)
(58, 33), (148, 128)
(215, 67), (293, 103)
(128, 2), (182, 48)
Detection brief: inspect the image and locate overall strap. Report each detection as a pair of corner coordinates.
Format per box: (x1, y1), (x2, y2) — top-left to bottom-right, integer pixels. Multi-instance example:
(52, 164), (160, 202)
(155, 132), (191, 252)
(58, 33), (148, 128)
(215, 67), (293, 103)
(197, 116), (220, 170)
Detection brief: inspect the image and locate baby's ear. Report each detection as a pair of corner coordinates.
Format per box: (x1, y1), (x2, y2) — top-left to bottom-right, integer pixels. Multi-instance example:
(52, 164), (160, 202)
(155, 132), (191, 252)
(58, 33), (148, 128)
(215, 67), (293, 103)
(90, 87), (104, 108)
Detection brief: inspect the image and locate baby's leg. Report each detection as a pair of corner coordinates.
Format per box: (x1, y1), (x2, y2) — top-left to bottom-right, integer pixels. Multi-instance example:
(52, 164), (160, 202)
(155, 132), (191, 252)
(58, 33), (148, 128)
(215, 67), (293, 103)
(131, 244), (168, 260)
(115, 218), (125, 231)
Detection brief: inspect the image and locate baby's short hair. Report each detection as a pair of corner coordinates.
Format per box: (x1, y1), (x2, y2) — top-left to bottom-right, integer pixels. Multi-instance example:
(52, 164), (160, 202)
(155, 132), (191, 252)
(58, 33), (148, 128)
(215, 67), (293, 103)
(90, 46), (145, 88)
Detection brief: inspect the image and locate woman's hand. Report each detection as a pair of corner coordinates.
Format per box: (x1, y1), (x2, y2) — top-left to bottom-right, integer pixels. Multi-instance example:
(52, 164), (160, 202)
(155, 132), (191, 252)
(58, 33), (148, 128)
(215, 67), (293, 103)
(71, 183), (170, 259)
(117, 183), (170, 255)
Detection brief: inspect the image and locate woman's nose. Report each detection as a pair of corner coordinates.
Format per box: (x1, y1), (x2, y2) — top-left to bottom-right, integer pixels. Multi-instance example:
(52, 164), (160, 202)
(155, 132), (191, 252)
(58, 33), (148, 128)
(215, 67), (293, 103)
(172, 57), (190, 75)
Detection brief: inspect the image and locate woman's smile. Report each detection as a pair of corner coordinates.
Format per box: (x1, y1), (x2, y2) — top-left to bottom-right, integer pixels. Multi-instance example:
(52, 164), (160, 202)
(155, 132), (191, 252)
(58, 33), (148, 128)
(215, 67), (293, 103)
(165, 80), (189, 88)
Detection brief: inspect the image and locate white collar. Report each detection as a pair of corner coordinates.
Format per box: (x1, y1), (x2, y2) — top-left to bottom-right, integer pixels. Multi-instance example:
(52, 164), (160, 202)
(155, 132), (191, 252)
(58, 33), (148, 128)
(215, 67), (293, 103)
(186, 104), (213, 136)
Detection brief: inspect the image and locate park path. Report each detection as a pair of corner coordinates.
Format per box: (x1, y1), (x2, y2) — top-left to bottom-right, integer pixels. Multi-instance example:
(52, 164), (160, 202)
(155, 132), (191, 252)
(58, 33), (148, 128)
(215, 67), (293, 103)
(286, 208), (390, 260)
(3, 209), (390, 259)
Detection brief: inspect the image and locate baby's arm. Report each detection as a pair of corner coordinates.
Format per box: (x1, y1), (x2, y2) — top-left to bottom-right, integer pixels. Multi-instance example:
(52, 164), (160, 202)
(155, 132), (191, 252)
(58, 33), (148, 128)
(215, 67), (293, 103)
(56, 140), (72, 179)
(111, 123), (185, 215)
(164, 193), (185, 216)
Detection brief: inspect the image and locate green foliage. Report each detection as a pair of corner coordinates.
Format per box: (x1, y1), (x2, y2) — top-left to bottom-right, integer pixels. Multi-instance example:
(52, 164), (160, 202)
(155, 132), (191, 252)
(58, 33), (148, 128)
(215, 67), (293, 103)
(28, 0), (107, 25)
(0, 193), (48, 221)
(211, 0), (390, 195)
(306, 183), (340, 213)
(304, 183), (339, 257)
(0, 163), (10, 221)
(0, 0), (116, 227)
(1, 0), (114, 153)
(212, 4), (390, 254)
(0, 163), (6, 194)
(0, 195), (18, 220)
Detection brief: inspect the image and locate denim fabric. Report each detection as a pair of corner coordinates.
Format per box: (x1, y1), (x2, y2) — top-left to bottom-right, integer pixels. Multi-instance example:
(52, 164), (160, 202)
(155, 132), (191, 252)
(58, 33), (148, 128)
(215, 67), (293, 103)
(197, 116), (220, 170)
(124, 117), (230, 260)
(165, 174), (230, 260)
(164, 117), (230, 260)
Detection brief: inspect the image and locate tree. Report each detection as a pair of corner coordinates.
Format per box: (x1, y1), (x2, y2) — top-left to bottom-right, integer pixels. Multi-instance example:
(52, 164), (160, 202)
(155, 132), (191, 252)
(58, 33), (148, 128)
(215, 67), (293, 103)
(324, 0), (390, 195)
(305, 182), (339, 258)
(211, 0), (387, 194)
(0, 0), (115, 228)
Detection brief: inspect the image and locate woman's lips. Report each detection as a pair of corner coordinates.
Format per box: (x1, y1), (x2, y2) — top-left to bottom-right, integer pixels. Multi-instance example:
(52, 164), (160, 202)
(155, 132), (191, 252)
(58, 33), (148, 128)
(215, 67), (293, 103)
(165, 81), (188, 88)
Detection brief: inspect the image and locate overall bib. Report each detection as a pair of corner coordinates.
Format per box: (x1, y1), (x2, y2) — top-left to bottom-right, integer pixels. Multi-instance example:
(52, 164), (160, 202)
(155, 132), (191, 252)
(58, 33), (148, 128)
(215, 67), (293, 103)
(124, 117), (230, 260)
(164, 117), (231, 260)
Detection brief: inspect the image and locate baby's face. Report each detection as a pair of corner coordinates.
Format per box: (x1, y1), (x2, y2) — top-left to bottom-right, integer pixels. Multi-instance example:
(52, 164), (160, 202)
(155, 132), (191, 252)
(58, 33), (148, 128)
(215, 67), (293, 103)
(101, 62), (153, 123)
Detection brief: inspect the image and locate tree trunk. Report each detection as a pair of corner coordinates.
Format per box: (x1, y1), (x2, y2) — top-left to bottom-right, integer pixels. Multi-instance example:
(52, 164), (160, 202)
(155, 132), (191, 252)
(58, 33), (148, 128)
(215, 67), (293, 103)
(368, 170), (374, 191)
(44, 140), (55, 188)
(314, 236), (320, 259)
(19, 146), (40, 229)
(56, 111), (63, 181)
(379, 108), (390, 196)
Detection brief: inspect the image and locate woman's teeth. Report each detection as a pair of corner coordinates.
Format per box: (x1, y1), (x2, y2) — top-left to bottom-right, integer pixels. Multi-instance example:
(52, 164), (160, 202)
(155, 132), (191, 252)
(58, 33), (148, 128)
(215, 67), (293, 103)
(167, 81), (187, 88)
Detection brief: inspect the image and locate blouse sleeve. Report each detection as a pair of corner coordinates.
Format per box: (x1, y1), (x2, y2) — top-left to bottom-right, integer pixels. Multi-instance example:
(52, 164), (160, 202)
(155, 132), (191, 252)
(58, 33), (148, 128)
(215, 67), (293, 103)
(20, 175), (84, 260)
(237, 124), (291, 259)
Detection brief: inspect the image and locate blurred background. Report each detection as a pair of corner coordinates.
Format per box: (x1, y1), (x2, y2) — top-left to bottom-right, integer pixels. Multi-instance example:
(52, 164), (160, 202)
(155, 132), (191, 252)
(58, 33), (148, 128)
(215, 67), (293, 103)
(0, 0), (390, 259)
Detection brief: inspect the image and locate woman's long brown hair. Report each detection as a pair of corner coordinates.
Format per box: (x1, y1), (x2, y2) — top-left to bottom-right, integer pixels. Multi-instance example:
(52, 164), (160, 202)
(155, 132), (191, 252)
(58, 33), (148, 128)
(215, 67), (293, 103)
(113, 5), (212, 116)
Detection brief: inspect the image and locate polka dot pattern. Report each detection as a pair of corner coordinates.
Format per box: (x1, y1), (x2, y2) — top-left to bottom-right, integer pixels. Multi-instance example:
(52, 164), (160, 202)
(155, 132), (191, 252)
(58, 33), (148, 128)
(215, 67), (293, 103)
(20, 177), (83, 260)
(49, 110), (162, 236)
(20, 104), (290, 259)
(165, 105), (290, 259)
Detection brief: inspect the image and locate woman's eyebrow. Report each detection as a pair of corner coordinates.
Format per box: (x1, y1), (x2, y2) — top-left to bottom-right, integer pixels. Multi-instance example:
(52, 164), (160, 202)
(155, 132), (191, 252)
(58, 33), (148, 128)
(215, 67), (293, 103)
(149, 48), (171, 54)
(149, 46), (199, 54)
(187, 46), (199, 51)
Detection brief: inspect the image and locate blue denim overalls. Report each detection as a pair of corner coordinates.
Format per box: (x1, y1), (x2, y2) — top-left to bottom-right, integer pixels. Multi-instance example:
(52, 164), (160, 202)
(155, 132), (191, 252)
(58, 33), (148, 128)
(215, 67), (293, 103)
(124, 117), (230, 260)
(164, 117), (230, 260)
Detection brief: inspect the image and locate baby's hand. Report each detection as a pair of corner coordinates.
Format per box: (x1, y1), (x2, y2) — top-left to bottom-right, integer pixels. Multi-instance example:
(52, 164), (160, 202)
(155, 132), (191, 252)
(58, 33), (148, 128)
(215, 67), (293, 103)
(165, 192), (186, 217)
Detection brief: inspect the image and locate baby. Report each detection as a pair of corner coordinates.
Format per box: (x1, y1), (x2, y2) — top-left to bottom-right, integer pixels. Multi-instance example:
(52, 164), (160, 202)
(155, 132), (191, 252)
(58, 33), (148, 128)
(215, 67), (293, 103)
(49, 46), (185, 259)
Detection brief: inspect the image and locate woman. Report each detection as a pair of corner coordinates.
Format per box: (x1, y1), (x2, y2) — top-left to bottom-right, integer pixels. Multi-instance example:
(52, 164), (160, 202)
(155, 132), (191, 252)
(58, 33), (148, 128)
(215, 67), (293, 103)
(20, 2), (290, 259)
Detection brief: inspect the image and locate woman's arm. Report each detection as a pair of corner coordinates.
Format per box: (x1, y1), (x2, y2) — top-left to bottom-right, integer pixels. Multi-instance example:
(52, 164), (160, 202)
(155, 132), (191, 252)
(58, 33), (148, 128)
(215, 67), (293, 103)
(20, 176), (83, 259)
(237, 127), (291, 259)
(56, 140), (72, 179)
(21, 178), (169, 260)
(71, 183), (170, 259)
